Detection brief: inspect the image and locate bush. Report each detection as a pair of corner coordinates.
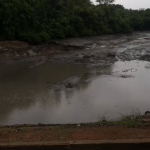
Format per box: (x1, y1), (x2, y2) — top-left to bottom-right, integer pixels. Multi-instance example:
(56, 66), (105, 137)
(0, 0), (149, 43)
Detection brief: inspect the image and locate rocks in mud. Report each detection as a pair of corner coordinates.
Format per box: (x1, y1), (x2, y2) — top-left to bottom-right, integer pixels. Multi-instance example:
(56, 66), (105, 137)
(117, 50), (137, 61)
(140, 55), (150, 61)
(63, 77), (80, 89)
(28, 50), (37, 56)
(119, 74), (134, 78)
(85, 43), (98, 49)
(141, 111), (150, 122)
(49, 77), (81, 90)
(145, 111), (150, 115)
(117, 36), (150, 62)
(122, 68), (137, 73)
(144, 37), (150, 40)
(65, 83), (73, 88)
(107, 51), (116, 58)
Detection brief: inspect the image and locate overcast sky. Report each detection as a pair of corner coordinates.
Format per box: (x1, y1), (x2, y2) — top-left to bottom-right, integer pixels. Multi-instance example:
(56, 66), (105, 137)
(91, 0), (150, 9)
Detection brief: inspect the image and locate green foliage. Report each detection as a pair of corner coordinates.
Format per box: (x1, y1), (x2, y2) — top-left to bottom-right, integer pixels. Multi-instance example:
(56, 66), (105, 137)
(0, 0), (149, 43)
(96, 0), (115, 5)
(99, 110), (143, 127)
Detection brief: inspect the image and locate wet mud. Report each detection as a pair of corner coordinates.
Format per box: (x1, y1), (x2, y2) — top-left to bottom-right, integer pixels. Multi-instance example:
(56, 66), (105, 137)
(0, 33), (137, 66)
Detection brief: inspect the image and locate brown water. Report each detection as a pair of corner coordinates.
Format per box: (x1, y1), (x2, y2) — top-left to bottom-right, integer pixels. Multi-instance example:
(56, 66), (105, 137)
(0, 60), (150, 125)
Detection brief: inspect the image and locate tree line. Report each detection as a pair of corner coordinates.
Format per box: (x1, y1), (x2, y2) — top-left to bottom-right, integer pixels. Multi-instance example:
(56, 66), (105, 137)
(0, 0), (149, 43)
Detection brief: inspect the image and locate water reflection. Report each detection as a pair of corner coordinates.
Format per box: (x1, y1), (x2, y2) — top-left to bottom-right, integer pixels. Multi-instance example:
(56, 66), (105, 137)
(1, 60), (150, 125)
(0, 62), (85, 125)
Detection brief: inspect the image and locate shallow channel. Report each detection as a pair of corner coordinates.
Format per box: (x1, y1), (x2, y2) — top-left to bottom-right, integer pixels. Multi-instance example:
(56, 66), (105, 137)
(0, 60), (150, 125)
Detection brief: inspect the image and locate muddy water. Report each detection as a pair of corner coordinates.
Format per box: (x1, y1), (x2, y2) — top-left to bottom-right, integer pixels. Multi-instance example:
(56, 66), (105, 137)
(0, 60), (150, 125)
(1, 32), (150, 125)
(0, 63), (85, 125)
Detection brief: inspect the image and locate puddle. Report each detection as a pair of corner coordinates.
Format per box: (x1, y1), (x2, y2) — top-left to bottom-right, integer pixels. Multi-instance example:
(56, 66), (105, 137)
(0, 60), (150, 125)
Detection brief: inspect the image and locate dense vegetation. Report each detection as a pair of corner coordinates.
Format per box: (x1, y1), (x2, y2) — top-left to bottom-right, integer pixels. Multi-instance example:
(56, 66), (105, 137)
(0, 0), (150, 43)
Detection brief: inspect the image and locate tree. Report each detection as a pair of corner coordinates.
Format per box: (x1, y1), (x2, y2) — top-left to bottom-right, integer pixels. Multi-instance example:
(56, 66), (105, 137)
(0, 0), (149, 43)
(96, 0), (115, 5)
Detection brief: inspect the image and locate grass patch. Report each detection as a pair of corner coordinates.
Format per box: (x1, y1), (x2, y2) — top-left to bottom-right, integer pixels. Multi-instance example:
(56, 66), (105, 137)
(98, 110), (144, 127)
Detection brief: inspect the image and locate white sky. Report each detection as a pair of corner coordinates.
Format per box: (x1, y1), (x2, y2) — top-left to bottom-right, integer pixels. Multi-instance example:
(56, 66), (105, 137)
(91, 0), (150, 9)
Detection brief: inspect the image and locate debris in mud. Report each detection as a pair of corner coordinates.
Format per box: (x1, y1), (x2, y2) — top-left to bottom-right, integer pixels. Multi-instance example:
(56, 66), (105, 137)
(119, 74), (134, 78)
(28, 50), (37, 56)
(100, 45), (106, 48)
(29, 56), (47, 68)
(63, 77), (81, 89)
(145, 111), (150, 115)
(65, 83), (73, 88)
(122, 68), (137, 73)
(47, 77), (81, 90)
(85, 43), (98, 49)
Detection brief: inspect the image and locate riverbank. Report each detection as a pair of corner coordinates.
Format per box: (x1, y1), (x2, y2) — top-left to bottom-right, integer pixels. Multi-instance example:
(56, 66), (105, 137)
(0, 33), (137, 66)
(1, 123), (150, 143)
(1, 32), (150, 67)
(0, 111), (150, 142)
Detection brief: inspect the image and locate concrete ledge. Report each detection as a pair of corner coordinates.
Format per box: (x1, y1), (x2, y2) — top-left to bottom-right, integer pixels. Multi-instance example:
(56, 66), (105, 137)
(0, 139), (150, 150)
